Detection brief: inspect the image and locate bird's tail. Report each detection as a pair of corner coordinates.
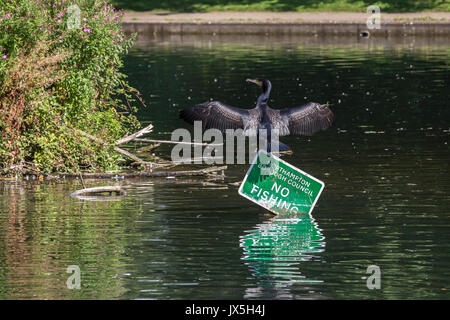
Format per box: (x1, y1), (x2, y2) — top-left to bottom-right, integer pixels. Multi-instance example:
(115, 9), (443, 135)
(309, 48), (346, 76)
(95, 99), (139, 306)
(266, 141), (291, 153)
(278, 142), (291, 152)
(262, 127), (291, 154)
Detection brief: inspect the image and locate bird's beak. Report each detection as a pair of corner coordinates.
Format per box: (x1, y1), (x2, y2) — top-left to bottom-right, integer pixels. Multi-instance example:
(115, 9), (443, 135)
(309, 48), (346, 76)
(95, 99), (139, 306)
(246, 79), (263, 87)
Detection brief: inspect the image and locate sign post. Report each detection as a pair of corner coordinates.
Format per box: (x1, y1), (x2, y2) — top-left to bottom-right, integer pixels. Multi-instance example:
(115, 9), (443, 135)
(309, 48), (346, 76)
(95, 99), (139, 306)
(238, 150), (325, 215)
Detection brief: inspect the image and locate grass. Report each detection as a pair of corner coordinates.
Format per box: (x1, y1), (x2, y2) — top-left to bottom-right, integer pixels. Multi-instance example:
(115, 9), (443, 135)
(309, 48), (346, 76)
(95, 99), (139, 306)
(394, 15), (448, 21)
(111, 0), (450, 13)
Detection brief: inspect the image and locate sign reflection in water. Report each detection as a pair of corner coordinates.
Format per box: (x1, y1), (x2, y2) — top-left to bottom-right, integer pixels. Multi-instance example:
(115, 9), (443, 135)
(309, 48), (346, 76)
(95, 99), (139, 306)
(240, 211), (326, 299)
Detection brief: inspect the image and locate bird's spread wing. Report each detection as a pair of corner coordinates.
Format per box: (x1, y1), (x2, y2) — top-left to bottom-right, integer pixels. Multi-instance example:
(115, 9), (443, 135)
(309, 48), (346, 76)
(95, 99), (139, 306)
(180, 101), (261, 135)
(268, 102), (334, 136)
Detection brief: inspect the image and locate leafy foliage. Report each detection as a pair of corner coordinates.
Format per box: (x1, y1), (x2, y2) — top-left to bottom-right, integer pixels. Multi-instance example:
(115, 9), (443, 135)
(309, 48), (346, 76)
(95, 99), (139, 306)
(0, 0), (142, 175)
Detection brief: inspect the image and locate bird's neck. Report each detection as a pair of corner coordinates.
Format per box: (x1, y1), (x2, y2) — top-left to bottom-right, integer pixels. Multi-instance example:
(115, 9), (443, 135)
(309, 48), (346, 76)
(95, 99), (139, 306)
(256, 95), (266, 107)
(256, 88), (271, 107)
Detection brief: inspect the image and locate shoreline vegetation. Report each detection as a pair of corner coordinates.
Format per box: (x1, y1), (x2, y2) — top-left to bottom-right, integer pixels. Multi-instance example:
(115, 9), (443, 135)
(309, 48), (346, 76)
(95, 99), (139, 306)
(0, 0), (145, 177)
(0, 0), (225, 180)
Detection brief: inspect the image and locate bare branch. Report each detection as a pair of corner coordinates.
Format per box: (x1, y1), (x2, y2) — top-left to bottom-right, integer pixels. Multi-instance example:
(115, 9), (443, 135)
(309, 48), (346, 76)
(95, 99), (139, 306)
(67, 126), (151, 166)
(55, 166), (227, 179)
(67, 186), (127, 198)
(116, 123), (154, 145)
(134, 138), (222, 146)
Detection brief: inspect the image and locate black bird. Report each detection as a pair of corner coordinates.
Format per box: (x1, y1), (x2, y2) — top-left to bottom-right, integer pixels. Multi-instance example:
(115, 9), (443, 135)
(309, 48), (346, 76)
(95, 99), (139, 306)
(179, 78), (334, 152)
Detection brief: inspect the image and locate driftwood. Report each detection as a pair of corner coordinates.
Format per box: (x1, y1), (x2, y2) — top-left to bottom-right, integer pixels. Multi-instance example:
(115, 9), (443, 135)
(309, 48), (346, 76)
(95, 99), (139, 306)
(63, 121), (226, 169)
(54, 124), (229, 185)
(134, 138), (222, 147)
(56, 165), (227, 179)
(67, 186), (127, 197)
(171, 156), (224, 164)
(67, 186), (127, 201)
(116, 124), (154, 145)
(74, 128), (149, 165)
(136, 143), (161, 153)
(71, 126), (227, 169)
(68, 194), (126, 201)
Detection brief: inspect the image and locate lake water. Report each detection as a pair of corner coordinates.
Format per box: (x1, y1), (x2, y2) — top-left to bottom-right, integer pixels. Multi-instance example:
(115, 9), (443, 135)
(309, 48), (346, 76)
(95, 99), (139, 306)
(0, 34), (449, 299)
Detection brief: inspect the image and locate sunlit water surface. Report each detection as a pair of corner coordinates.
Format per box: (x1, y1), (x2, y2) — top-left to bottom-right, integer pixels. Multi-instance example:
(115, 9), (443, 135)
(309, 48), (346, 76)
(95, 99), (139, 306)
(0, 34), (449, 299)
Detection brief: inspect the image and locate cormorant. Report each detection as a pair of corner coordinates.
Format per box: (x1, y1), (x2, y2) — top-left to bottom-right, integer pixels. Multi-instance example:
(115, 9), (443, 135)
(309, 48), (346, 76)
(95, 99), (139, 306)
(179, 78), (334, 152)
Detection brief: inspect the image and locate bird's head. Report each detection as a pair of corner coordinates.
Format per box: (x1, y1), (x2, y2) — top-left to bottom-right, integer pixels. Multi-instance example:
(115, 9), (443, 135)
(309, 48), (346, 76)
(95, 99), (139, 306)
(246, 78), (271, 93)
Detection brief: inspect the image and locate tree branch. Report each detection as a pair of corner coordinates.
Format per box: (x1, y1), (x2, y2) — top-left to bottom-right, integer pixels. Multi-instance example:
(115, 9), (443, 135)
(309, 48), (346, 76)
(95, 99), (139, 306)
(67, 186), (127, 198)
(116, 123), (154, 145)
(68, 126), (151, 166)
(55, 165), (227, 179)
(134, 138), (222, 146)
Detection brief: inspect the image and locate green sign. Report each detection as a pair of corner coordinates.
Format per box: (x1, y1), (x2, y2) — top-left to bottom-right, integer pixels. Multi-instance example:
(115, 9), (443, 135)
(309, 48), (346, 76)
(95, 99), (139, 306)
(238, 150), (325, 215)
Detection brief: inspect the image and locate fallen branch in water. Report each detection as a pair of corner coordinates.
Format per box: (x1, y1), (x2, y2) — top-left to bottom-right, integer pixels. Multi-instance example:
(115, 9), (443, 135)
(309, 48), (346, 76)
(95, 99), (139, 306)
(67, 186), (127, 198)
(171, 156), (224, 164)
(134, 138), (222, 147)
(48, 125), (227, 179)
(70, 127), (151, 166)
(116, 123), (153, 145)
(55, 165), (227, 179)
(136, 143), (161, 154)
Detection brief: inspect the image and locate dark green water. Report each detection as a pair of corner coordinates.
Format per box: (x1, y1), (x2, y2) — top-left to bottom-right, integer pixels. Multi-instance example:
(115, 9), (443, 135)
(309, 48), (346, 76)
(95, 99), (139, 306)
(0, 35), (449, 299)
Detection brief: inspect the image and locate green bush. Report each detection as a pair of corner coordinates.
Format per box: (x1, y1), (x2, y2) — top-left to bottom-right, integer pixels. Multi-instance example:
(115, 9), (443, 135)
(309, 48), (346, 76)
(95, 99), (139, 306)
(0, 0), (142, 175)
